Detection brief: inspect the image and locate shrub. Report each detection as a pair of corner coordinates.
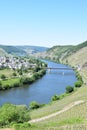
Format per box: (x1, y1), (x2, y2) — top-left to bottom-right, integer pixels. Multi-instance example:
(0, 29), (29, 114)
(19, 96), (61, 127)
(29, 101), (40, 109)
(0, 82), (2, 90)
(75, 81), (83, 88)
(66, 86), (74, 93)
(76, 72), (83, 82)
(1, 74), (6, 80)
(51, 94), (60, 101)
(12, 82), (20, 88)
(12, 72), (17, 76)
(21, 77), (34, 84)
(12, 122), (31, 129)
(2, 84), (10, 90)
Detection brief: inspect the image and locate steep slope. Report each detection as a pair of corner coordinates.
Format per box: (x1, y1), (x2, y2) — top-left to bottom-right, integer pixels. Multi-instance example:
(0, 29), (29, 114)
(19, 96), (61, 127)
(63, 46), (87, 67)
(33, 45), (72, 62)
(63, 46), (87, 82)
(34, 41), (87, 63)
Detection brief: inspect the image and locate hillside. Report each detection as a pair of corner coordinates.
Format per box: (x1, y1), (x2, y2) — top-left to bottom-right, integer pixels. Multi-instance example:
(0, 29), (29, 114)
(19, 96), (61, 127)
(34, 41), (87, 63)
(0, 45), (48, 56)
(0, 45), (27, 56)
(0, 48), (9, 56)
(63, 46), (87, 83)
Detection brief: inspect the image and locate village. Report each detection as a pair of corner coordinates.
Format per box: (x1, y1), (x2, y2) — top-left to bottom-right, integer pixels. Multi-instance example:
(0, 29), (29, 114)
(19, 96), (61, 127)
(0, 56), (36, 70)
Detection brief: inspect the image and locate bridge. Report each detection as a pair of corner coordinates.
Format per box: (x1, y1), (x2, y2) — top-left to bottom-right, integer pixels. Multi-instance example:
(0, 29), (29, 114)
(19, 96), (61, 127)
(40, 67), (75, 74)
(41, 67), (75, 70)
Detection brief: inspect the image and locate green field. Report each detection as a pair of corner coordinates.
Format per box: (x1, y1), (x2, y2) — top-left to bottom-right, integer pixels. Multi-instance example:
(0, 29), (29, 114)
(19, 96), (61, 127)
(1, 78), (20, 85)
(0, 69), (14, 77)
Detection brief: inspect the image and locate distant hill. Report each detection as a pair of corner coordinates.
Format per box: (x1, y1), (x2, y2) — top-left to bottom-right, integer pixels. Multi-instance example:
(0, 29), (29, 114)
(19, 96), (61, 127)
(0, 45), (48, 56)
(17, 45), (49, 54)
(0, 48), (9, 56)
(0, 45), (27, 56)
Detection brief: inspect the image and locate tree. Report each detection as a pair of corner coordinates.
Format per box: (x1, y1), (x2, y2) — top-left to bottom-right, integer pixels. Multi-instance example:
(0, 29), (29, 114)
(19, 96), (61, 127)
(66, 86), (74, 93)
(29, 101), (40, 109)
(75, 81), (82, 88)
(51, 94), (60, 101)
(12, 72), (17, 76)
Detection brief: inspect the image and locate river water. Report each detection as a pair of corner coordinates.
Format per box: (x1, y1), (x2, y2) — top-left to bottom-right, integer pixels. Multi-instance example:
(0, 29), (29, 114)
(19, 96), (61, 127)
(0, 60), (77, 106)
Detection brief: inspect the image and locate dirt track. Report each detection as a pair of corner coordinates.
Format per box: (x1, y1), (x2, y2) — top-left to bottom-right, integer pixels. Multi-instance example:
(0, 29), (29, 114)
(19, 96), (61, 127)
(29, 100), (85, 123)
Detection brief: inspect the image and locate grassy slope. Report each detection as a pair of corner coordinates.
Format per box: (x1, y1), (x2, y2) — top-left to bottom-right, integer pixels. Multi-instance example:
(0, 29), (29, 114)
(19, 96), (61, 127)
(29, 85), (87, 130)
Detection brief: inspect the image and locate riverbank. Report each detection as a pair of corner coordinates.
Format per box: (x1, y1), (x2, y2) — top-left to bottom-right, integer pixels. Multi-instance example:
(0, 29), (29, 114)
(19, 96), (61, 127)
(0, 69), (46, 91)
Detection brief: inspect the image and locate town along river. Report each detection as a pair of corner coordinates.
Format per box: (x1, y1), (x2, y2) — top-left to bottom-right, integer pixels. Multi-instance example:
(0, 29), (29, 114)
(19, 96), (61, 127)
(0, 60), (77, 106)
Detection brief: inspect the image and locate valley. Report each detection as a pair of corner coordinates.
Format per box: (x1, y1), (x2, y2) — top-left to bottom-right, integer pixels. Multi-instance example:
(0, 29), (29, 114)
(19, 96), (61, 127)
(0, 41), (87, 129)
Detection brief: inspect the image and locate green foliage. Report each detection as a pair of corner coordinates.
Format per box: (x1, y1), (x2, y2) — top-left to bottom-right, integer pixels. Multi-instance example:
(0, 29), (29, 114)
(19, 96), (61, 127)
(19, 70), (23, 75)
(12, 72), (17, 76)
(2, 84), (10, 90)
(51, 94), (60, 101)
(29, 101), (40, 110)
(66, 86), (74, 93)
(20, 77), (34, 85)
(11, 82), (20, 88)
(0, 81), (2, 90)
(0, 74), (6, 80)
(75, 81), (83, 88)
(34, 66), (41, 72)
(12, 122), (31, 129)
(76, 71), (83, 82)
(0, 103), (30, 127)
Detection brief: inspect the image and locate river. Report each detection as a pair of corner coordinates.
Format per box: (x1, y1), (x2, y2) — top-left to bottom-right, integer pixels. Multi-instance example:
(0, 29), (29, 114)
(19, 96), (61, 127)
(0, 60), (77, 106)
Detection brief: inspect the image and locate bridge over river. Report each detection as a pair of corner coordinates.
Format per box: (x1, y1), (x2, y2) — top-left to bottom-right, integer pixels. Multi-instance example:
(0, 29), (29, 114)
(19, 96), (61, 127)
(40, 67), (76, 74)
(42, 67), (75, 70)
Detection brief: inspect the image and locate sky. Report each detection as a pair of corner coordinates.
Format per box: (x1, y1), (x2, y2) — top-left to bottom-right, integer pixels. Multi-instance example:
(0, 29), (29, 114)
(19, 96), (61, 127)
(0, 0), (87, 47)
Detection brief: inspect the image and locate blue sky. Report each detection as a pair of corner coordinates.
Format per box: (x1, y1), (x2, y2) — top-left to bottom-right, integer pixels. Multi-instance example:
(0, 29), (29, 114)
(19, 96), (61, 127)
(0, 0), (87, 47)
